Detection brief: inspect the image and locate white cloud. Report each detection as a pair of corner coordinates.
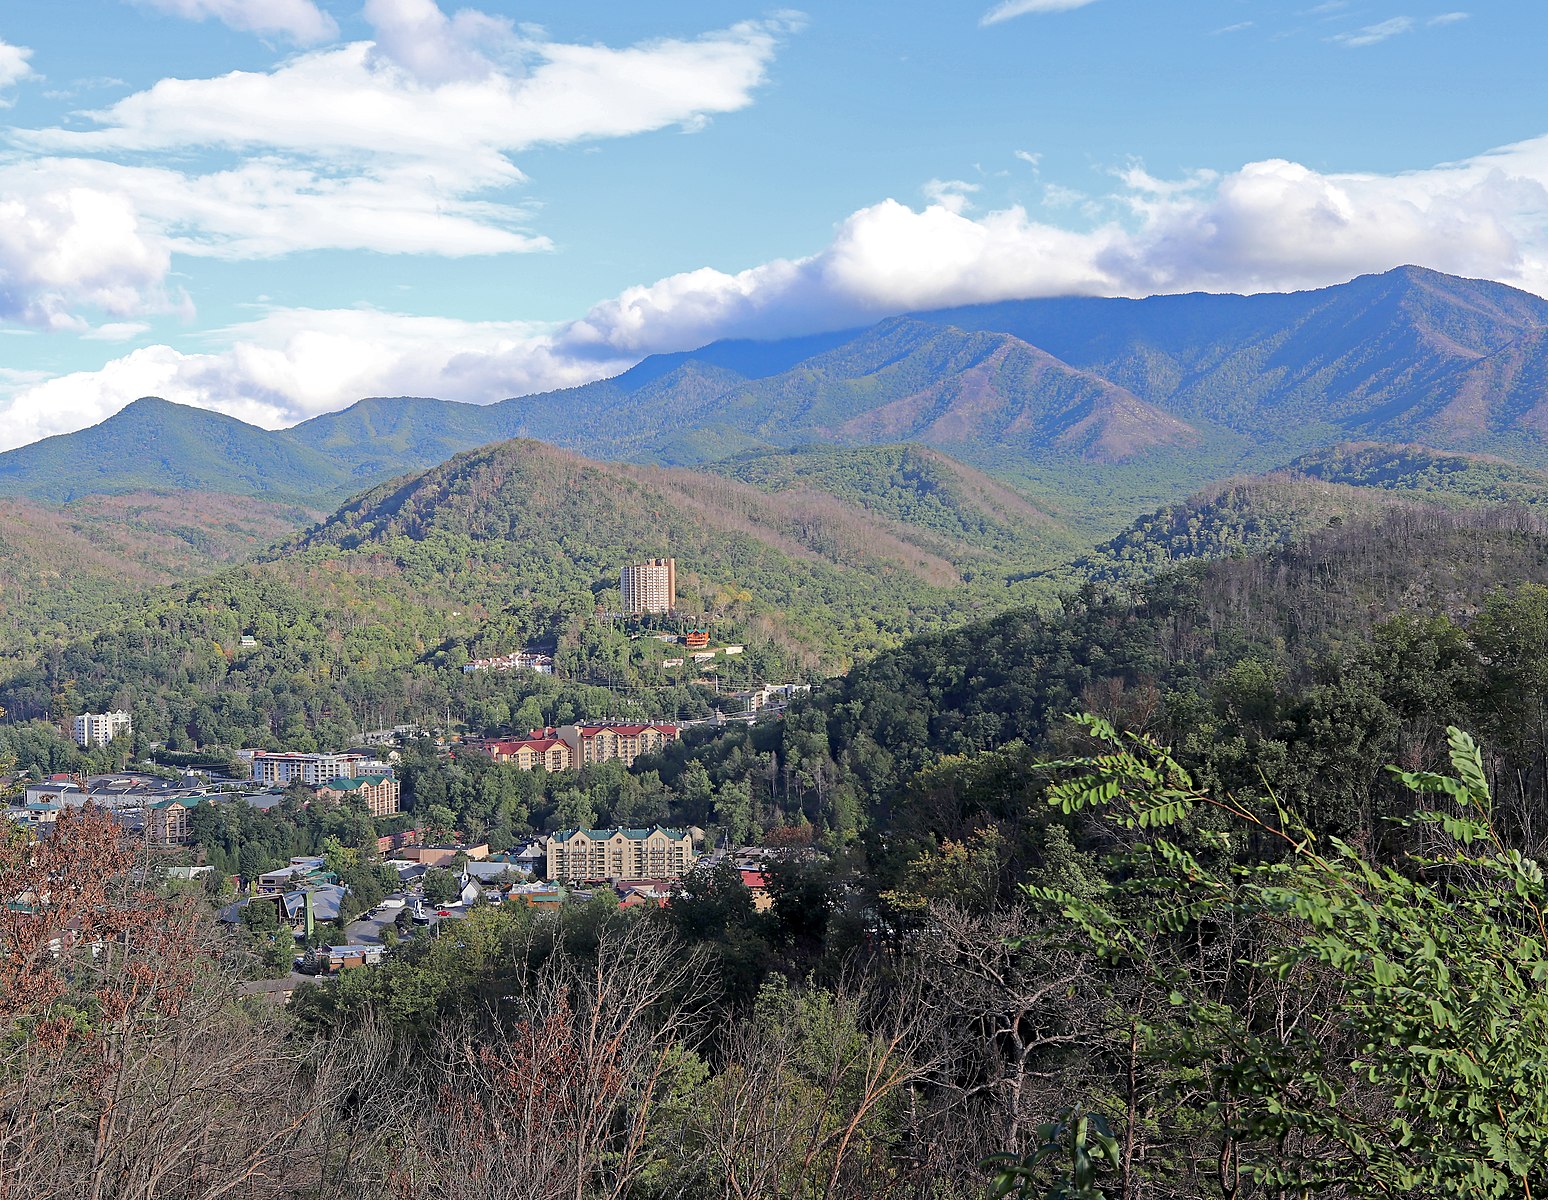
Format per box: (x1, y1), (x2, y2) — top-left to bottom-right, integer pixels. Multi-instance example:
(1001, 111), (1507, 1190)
(1330, 17), (1415, 46)
(31, 18), (794, 168)
(0, 11), (795, 326)
(1041, 182), (1086, 207)
(981, 0), (1102, 26)
(0, 186), (176, 330)
(83, 322), (153, 341)
(0, 38), (35, 98)
(363, 0), (516, 83)
(0, 308), (605, 450)
(922, 178), (981, 214)
(132, 0), (339, 45)
(5, 155), (549, 259)
(10, 130), (1548, 450)
(1429, 12), (1469, 25)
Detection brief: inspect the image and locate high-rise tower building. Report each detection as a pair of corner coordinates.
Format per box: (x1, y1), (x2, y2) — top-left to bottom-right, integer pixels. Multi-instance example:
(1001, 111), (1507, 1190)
(621, 557), (676, 615)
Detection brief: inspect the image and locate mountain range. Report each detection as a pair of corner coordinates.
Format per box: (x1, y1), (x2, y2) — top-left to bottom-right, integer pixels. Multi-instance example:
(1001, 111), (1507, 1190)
(5, 266), (1548, 523)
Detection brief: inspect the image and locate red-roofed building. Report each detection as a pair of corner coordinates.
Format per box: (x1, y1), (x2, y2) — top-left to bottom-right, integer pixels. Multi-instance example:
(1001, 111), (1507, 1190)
(465, 723), (677, 772)
(740, 868), (774, 912)
(560, 723), (678, 767)
(466, 735), (575, 772)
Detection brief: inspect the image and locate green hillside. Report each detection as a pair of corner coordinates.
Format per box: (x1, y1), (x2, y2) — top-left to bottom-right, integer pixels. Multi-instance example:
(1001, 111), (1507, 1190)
(1063, 441), (1548, 586)
(0, 398), (347, 502)
(705, 443), (1086, 570)
(279, 396), (530, 484)
(0, 438), (1081, 752)
(652, 503), (1548, 851)
(1073, 474), (1428, 583)
(0, 490), (316, 661)
(1289, 441), (1548, 504)
(287, 437), (1077, 661)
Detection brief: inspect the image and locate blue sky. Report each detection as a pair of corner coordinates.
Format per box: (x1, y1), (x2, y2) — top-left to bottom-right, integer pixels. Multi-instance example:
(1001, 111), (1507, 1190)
(1, 0), (1545, 448)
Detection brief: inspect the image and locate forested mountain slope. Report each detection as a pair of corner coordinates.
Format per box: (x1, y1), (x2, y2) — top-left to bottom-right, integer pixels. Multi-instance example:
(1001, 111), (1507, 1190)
(668, 504), (1548, 852)
(284, 437), (1075, 649)
(914, 265), (1548, 446)
(0, 398), (344, 502)
(7, 269), (1548, 517)
(0, 438), (1085, 750)
(1289, 440), (1548, 502)
(1066, 440), (1548, 583)
(0, 490), (317, 661)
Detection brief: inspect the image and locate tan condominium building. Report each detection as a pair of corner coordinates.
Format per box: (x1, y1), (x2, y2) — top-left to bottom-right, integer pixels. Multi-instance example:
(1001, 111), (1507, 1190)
(547, 826), (697, 882)
(315, 774), (401, 818)
(145, 797), (205, 847)
(620, 558), (676, 615)
(468, 724), (677, 772)
(469, 736), (575, 771)
(561, 724), (677, 767)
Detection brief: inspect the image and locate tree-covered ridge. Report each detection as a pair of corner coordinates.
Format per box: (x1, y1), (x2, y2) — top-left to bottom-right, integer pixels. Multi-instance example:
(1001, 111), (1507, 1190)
(1073, 474), (1429, 583)
(654, 505), (1548, 854)
(283, 437), (1077, 651)
(10, 268), (1548, 522)
(1289, 441), (1548, 505)
(0, 436), (1091, 756)
(1060, 441), (1548, 586)
(917, 265), (1548, 454)
(0, 490), (317, 661)
(664, 317), (1199, 465)
(705, 443), (1083, 570)
(0, 397), (347, 503)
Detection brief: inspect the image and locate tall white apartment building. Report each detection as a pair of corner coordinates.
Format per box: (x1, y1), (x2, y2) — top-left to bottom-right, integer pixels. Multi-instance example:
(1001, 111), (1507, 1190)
(247, 751), (368, 787)
(72, 711), (132, 748)
(621, 557), (676, 615)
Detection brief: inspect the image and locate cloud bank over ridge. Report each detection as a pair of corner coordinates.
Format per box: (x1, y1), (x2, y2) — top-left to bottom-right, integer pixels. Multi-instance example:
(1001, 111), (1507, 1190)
(6, 127), (1548, 452)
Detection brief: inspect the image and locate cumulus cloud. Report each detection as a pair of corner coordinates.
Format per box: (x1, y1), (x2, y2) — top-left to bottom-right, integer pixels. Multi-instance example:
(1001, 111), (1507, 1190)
(9, 130), (1548, 449)
(0, 308), (605, 450)
(0, 186), (176, 330)
(981, 0), (1102, 26)
(0, 38), (35, 97)
(0, 9), (794, 327)
(132, 0), (339, 45)
(363, 0), (516, 83)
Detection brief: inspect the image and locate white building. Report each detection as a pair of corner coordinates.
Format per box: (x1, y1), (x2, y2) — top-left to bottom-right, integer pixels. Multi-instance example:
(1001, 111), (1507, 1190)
(620, 558), (676, 615)
(72, 711), (131, 748)
(246, 751), (368, 787)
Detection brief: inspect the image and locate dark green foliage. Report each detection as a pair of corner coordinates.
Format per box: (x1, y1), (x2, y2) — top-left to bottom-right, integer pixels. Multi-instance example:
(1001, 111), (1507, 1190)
(1032, 718), (1548, 1197)
(1290, 441), (1548, 505)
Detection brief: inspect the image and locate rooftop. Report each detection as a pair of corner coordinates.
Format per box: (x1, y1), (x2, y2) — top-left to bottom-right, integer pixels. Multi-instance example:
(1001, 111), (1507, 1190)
(553, 826), (691, 843)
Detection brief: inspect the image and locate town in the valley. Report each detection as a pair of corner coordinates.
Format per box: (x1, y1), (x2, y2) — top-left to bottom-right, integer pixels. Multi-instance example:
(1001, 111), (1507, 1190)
(5, 557), (808, 989)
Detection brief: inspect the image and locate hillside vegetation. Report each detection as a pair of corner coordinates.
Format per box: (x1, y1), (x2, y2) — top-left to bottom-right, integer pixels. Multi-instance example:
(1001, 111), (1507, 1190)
(0, 490), (316, 661)
(6, 269), (1548, 530)
(0, 438), (1087, 753)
